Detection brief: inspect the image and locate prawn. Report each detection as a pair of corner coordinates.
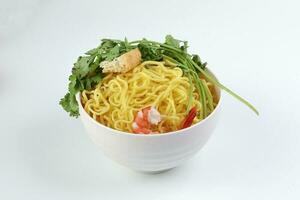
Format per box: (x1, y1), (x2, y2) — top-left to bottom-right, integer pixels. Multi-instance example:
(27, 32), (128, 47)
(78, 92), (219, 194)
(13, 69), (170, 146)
(132, 106), (161, 134)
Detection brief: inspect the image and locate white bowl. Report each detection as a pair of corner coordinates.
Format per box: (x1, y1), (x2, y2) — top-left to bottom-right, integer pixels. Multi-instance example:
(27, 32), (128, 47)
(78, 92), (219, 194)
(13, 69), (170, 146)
(76, 69), (221, 173)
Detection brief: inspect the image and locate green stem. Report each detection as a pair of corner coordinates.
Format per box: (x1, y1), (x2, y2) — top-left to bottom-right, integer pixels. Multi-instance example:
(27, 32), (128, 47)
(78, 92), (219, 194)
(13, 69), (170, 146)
(132, 39), (259, 115)
(188, 58), (259, 115)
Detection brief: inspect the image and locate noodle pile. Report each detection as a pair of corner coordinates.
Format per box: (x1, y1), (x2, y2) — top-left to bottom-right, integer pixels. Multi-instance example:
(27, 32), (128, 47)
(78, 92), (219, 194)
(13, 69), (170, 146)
(81, 61), (216, 133)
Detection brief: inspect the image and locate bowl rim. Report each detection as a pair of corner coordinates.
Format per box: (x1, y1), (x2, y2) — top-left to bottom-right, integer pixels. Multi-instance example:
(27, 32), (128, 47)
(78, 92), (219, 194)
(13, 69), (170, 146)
(76, 68), (222, 137)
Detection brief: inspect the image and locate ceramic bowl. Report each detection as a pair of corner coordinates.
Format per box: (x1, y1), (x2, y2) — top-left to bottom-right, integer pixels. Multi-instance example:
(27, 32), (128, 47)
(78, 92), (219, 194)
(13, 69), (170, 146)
(76, 69), (221, 173)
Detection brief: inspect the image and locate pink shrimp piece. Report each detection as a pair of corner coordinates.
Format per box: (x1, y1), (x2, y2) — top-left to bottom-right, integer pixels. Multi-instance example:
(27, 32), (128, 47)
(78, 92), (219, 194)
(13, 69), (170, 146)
(134, 109), (150, 128)
(132, 106), (161, 134)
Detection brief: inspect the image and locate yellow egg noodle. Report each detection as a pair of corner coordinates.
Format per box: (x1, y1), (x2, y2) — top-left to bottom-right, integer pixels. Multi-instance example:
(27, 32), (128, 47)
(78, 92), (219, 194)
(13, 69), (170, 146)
(81, 61), (216, 133)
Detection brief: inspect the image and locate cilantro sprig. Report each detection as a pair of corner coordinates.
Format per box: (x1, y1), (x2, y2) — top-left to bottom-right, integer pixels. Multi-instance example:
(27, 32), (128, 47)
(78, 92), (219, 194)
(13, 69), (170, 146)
(59, 39), (133, 117)
(60, 35), (258, 117)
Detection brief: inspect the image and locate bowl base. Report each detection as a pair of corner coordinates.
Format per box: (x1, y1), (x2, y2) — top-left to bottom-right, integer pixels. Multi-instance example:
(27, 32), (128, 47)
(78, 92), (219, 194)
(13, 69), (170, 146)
(136, 167), (175, 174)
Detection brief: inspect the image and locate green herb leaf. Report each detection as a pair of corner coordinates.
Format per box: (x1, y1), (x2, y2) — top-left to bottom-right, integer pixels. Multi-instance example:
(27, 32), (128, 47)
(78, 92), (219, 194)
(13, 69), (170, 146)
(60, 38), (133, 117)
(165, 35), (188, 52)
(138, 39), (163, 61)
(72, 56), (91, 78)
(85, 48), (98, 56)
(105, 45), (120, 61)
(100, 39), (118, 51)
(165, 35), (180, 48)
(120, 37), (133, 53)
(59, 93), (79, 117)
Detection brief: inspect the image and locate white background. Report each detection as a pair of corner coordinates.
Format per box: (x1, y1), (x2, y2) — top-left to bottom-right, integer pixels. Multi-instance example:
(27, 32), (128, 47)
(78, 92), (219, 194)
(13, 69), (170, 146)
(1, 0), (299, 199)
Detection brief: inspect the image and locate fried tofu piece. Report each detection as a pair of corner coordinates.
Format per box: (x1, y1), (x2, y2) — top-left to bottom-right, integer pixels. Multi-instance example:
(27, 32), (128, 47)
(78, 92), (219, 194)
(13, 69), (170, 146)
(100, 48), (142, 73)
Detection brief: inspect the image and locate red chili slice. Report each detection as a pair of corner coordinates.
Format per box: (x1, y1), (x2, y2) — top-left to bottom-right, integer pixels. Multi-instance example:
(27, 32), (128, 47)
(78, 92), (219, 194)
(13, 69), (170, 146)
(181, 106), (197, 129)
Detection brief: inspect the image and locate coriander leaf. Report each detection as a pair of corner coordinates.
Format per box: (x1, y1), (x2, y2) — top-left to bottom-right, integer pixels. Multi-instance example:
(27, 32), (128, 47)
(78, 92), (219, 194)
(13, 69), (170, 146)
(89, 55), (101, 72)
(100, 39), (118, 51)
(81, 73), (102, 90)
(84, 79), (92, 90)
(85, 48), (99, 56)
(72, 56), (90, 78)
(165, 35), (188, 52)
(138, 40), (162, 61)
(119, 38), (133, 54)
(60, 38), (127, 117)
(165, 35), (180, 48)
(89, 73), (102, 83)
(59, 93), (79, 117)
(105, 45), (120, 61)
(68, 75), (78, 94)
